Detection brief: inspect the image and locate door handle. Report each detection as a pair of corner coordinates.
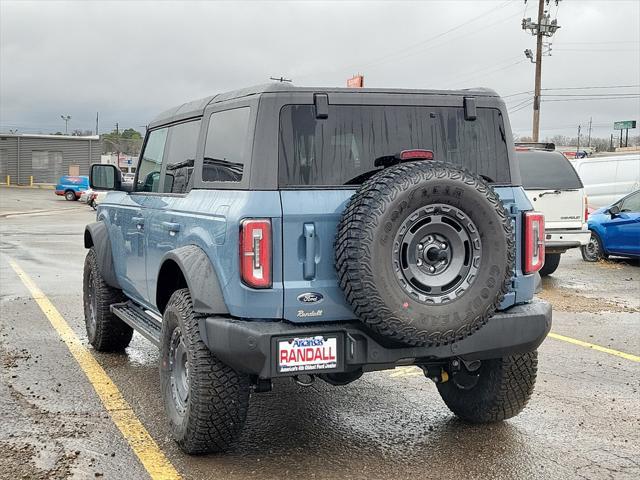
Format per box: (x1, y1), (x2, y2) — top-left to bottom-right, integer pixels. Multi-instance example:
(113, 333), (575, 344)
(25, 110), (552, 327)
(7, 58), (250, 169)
(132, 216), (144, 230)
(162, 221), (181, 234)
(303, 223), (316, 280)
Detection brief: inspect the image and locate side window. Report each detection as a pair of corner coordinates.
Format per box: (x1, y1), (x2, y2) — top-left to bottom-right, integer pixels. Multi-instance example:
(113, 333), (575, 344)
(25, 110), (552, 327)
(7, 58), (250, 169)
(161, 120), (201, 194)
(202, 107), (251, 183)
(621, 192), (640, 212)
(136, 128), (168, 192)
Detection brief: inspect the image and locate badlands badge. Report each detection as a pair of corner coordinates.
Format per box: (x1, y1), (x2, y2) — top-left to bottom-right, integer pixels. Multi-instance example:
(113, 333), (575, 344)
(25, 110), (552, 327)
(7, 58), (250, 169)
(278, 335), (338, 373)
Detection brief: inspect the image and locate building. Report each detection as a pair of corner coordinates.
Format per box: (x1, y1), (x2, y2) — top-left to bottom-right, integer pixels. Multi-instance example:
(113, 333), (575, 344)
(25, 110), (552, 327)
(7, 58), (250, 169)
(0, 133), (102, 185)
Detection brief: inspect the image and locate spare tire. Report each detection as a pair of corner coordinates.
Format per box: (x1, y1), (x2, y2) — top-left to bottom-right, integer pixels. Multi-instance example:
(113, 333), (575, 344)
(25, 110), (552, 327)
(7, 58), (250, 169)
(335, 162), (514, 346)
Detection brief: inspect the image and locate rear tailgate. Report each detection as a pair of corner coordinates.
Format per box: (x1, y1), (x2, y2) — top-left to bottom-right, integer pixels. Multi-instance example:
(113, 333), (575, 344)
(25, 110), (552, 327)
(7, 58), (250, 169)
(524, 188), (584, 229)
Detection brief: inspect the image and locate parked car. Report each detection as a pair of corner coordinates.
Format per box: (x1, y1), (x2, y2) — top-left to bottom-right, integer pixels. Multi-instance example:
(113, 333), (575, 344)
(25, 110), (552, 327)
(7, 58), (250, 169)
(517, 148), (590, 276)
(571, 153), (640, 209)
(79, 188), (93, 204)
(88, 190), (108, 210)
(54, 175), (90, 201)
(84, 83), (550, 454)
(582, 189), (640, 262)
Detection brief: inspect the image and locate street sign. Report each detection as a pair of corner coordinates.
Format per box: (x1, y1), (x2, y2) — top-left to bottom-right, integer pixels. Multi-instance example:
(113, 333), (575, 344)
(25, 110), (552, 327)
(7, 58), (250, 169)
(614, 120), (636, 130)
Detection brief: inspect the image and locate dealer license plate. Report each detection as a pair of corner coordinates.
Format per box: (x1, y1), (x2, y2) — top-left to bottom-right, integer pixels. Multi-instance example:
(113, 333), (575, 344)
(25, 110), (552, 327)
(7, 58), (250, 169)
(278, 335), (338, 373)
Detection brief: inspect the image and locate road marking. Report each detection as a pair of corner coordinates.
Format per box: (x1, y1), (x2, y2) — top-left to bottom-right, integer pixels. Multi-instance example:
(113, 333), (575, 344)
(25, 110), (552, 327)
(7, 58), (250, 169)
(548, 332), (640, 363)
(7, 258), (181, 480)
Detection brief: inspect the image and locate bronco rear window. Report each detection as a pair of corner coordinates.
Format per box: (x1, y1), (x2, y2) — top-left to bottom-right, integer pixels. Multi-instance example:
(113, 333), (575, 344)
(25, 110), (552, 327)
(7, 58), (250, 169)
(278, 105), (510, 187)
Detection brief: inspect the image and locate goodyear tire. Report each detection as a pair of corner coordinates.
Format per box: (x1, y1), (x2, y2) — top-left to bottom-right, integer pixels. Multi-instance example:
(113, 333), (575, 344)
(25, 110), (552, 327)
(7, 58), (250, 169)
(160, 288), (250, 454)
(437, 351), (538, 423)
(335, 162), (514, 346)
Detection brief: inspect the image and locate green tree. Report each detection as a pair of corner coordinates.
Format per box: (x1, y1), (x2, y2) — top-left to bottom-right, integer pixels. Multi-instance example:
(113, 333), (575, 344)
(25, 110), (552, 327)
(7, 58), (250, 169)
(121, 128), (142, 140)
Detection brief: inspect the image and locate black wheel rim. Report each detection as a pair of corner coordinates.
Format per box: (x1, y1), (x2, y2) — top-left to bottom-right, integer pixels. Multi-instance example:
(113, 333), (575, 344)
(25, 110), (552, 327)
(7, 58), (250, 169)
(584, 235), (600, 261)
(393, 204), (482, 304)
(169, 328), (189, 415)
(86, 269), (97, 338)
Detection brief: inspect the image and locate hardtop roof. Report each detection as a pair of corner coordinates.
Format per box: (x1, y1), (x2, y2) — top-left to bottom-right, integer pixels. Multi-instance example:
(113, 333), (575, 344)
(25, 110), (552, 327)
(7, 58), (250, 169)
(148, 83), (501, 128)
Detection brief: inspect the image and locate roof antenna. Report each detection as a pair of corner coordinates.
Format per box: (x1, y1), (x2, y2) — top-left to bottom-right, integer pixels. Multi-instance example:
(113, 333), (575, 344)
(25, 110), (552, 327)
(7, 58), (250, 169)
(269, 76), (292, 83)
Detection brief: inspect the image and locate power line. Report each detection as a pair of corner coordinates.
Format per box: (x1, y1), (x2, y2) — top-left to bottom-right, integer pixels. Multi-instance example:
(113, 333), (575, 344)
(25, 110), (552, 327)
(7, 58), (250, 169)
(296, 0), (515, 79)
(542, 93), (640, 97)
(542, 84), (640, 90)
(543, 96), (640, 102)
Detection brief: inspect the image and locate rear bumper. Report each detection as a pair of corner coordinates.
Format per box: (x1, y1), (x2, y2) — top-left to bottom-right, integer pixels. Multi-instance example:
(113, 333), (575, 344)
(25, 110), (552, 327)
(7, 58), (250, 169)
(545, 229), (591, 252)
(201, 299), (552, 379)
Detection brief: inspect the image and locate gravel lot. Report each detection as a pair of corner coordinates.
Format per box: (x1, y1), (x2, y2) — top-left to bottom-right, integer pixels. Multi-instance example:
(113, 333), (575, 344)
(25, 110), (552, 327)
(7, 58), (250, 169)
(1, 187), (639, 480)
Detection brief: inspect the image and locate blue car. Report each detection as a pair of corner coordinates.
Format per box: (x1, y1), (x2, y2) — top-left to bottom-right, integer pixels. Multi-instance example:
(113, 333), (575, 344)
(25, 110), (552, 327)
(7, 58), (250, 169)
(582, 190), (640, 261)
(55, 175), (90, 201)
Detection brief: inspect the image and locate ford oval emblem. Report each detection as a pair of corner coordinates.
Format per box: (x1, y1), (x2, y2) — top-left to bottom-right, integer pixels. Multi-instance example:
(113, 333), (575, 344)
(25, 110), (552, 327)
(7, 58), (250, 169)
(297, 292), (324, 304)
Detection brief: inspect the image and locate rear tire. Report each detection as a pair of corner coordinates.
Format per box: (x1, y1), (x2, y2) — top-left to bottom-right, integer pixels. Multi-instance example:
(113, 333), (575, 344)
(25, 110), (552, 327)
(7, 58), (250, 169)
(65, 190), (77, 201)
(83, 247), (133, 351)
(437, 351), (538, 423)
(160, 288), (250, 454)
(539, 253), (561, 276)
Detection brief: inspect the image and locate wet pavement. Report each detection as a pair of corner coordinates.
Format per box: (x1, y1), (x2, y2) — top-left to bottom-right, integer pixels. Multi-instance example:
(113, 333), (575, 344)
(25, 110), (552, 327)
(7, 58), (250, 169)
(1, 187), (639, 480)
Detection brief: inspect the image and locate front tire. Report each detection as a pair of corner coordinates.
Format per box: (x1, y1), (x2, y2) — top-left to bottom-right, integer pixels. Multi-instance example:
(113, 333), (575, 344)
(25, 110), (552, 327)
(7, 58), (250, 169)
(65, 190), (77, 201)
(539, 253), (561, 276)
(581, 233), (605, 262)
(160, 289), (250, 454)
(83, 247), (133, 351)
(437, 351), (538, 423)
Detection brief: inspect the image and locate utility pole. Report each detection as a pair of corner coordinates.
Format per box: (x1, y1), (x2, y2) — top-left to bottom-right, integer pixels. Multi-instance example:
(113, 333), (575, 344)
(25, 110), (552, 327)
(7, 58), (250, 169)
(61, 114), (71, 134)
(115, 122), (119, 135)
(577, 124), (581, 153)
(587, 117), (592, 147)
(522, 1), (561, 142)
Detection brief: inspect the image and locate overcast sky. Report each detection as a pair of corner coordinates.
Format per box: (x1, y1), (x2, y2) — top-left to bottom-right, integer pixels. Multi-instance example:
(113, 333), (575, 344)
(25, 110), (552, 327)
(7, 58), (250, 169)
(1, 0), (639, 140)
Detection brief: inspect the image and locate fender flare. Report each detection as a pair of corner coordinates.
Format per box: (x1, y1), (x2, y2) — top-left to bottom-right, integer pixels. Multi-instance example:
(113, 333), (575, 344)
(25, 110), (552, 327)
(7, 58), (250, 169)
(157, 245), (228, 315)
(84, 221), (121, 289)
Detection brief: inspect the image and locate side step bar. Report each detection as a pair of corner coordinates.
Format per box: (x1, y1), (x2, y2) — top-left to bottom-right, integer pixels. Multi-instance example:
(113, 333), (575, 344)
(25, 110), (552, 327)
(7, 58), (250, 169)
(111, 301), (162, 347)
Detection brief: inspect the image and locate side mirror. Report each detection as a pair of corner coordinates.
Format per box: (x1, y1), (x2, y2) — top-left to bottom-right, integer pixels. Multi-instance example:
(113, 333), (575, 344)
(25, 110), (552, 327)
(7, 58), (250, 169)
(90, 164), (122, 191)
(608, 205), (621, 217)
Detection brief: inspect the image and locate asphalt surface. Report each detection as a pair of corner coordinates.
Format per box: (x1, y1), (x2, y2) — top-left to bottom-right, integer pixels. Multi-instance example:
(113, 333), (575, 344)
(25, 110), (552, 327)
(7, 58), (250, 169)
(1, 187), (639, 480)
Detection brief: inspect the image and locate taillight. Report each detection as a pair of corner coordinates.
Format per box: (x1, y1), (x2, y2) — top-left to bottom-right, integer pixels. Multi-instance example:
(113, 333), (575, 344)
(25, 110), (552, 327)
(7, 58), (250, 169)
(524, 212), (545, 274)
(584, 196), (589, 222)
(240, 219), (272, 288)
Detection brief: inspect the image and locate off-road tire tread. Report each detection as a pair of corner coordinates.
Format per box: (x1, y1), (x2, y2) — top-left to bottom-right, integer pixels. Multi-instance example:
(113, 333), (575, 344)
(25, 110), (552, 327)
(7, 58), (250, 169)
(335, 162), (515, 346)
(162, 288), (250, 454)
(83, 247), (132, 351)
(437, 351), (538, 423)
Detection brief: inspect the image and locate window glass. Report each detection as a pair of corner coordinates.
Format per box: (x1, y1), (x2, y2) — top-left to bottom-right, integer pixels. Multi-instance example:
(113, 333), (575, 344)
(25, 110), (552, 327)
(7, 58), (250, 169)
(161, 120), (201, 194)
(136, 128), (168, 192)
(278, 105), (511, 186)
(202, 107), (251, 182)
(517, 151), (583, 190)
(621, 191), (640, 212)
(32, 151), (63, 183)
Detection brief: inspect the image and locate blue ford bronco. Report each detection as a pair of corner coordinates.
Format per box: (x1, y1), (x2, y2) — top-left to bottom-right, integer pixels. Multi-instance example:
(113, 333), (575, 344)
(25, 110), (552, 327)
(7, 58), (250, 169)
(84, 84), (551, 454)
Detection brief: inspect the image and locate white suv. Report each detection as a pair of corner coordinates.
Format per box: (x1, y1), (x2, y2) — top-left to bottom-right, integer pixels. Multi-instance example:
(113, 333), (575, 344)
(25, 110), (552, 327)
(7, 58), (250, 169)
(517, 148), (590, 276)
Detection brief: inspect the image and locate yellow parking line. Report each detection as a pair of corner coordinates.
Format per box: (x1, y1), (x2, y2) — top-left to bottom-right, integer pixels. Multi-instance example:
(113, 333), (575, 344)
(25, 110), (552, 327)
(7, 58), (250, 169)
(8, 258), (181, 480)
(548, 332), (640, 363)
